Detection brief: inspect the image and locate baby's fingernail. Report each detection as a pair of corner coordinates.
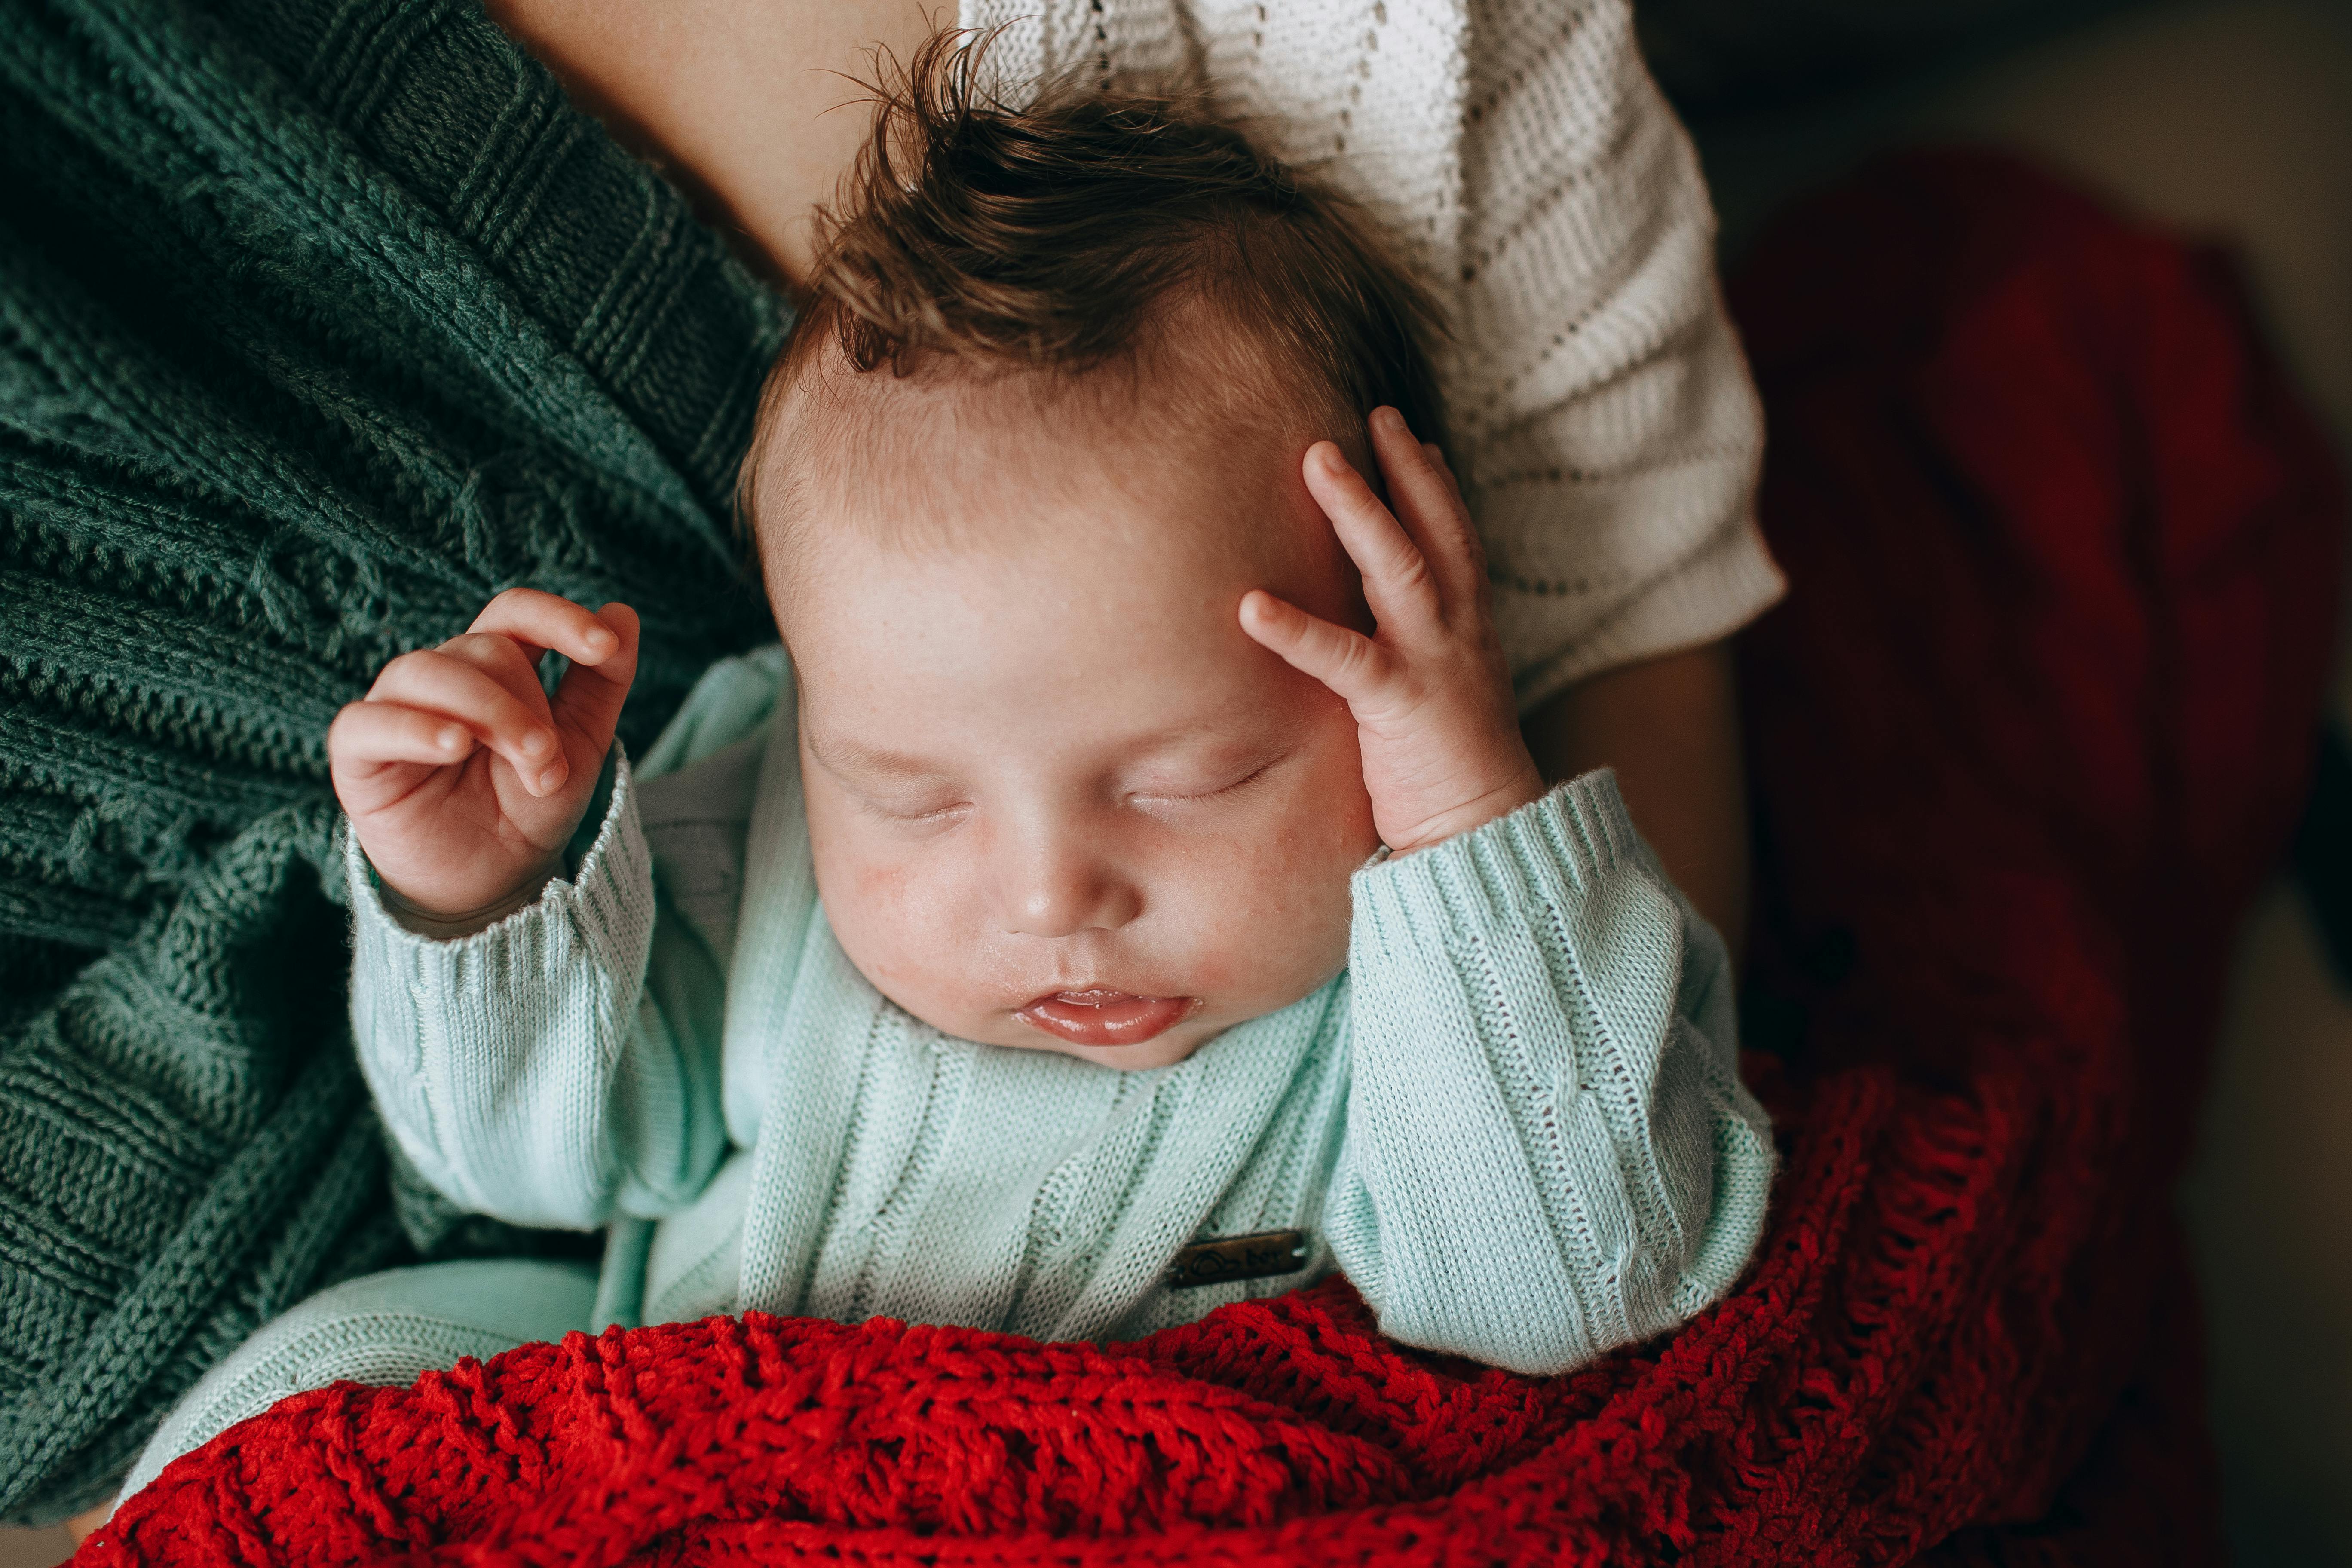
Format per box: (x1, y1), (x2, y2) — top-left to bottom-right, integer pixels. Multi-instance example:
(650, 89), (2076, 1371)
(584, 627), (616, 654)
(435, 726), (464, 750)
(1375, 407), (1407, 434)
(538, 766), (567, 795)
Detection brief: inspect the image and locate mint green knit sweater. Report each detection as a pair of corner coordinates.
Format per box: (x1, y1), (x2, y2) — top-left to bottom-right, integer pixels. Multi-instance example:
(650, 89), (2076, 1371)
(0, 0), (781, 1522)
(348, 651), (1777, 1373)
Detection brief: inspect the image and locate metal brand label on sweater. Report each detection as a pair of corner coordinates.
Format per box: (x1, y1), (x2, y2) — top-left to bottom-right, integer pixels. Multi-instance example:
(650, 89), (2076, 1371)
(1166, 1229), (1311, 1289)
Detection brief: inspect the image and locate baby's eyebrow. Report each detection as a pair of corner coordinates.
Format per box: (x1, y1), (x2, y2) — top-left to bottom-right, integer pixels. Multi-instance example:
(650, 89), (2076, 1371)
(1127, 726), (1282, 762)
(801, 729), (947, 781)
(803, 722), (1283, 783)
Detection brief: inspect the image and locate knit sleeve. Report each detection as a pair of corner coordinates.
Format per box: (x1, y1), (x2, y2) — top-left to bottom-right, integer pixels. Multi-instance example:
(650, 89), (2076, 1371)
(1326, 771), (1774, 1375)
(1451, 0), (1782, 708)
(345, 748), (730, 1231)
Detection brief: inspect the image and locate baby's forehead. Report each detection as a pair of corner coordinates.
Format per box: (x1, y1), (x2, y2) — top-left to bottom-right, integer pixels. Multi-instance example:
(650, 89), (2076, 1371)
(760, 347), (1340, 577)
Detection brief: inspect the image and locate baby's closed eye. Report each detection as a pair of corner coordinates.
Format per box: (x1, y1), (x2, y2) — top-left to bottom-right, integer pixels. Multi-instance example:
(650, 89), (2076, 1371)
(851, 788), (974, 829)
(1123, 753), (1287, 809)
(843, 762), (1278, 824)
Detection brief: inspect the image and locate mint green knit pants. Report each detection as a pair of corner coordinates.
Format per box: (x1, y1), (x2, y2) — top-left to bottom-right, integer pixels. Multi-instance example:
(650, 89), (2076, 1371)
(116, 1261), (596, 1509)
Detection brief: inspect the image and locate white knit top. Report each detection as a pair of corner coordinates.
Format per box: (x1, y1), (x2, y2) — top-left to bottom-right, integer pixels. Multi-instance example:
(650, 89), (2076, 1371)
(965, 0), (1784, 706)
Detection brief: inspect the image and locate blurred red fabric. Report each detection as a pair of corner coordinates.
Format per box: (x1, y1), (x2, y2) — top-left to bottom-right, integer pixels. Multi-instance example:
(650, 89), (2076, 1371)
(85, 150), (2342, 1567)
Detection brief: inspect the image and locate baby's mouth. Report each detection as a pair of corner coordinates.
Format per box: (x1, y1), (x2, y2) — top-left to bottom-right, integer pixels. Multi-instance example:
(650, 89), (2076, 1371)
(1013, 989), (1199, 1048)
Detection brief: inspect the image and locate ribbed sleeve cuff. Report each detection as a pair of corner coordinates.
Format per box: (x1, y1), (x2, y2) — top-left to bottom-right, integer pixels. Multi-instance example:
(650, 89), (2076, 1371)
(1351, 772), (1640, 955)
(345, 745), (654, 982)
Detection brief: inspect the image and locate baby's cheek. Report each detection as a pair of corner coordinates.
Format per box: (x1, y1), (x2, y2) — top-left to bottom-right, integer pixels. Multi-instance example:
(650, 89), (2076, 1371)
(1182, 946), (1244, 996)
(815, 842), (921, 960)
(840, 854), (947, 966)
(828, 854), (974, 1016)
(848, 851), (915, 907)
(1191, 827), (1358, 1000)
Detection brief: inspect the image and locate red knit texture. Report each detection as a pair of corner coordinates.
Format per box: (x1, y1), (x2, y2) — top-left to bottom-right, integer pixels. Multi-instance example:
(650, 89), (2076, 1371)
(84, 150), (2343, 1568)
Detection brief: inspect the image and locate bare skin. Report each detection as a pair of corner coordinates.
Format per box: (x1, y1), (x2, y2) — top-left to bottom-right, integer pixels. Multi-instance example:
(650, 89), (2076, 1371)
(481, 0), (931, 285)
(1526, 645), (1750, 959)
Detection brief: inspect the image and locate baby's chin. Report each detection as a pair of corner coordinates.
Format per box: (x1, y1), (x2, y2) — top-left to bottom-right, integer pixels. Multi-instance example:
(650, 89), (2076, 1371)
(1003, 1017), (1229, 1071)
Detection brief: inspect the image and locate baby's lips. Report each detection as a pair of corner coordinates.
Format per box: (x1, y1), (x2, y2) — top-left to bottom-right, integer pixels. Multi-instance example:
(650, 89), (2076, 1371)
(1014, 989), (1197, 1048)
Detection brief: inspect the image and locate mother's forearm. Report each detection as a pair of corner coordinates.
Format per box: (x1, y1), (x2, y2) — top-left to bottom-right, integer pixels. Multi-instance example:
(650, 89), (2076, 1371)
(1520, 639), (1750, 959)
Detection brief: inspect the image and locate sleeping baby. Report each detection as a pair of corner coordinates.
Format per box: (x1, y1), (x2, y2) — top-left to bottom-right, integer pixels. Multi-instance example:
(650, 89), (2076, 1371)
(121, 35), (1774, 1501)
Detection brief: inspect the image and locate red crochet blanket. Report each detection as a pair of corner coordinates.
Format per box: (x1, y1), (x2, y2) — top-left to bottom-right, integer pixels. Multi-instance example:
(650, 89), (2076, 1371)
(86, 151), (2343, 1568)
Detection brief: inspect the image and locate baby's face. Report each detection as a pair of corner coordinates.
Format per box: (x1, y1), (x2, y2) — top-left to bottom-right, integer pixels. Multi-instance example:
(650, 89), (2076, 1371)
(768, 393), (1380, 1069)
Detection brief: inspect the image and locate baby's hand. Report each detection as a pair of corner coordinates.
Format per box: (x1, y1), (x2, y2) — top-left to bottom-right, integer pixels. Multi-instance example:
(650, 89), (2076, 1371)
(1241, 408), (1544, 856)
(328, 588), (639, 932)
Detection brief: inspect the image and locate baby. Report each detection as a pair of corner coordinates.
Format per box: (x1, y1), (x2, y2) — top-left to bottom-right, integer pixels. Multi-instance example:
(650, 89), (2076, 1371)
(147, 43), (1772, 1484)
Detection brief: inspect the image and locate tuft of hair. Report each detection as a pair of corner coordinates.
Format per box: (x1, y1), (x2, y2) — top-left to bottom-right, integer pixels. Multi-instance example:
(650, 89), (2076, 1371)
(742, 28), (1449, 539)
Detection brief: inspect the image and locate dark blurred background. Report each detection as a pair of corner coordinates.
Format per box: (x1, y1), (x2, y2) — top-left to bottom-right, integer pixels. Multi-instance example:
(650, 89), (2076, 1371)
(1648, 3), (2352, 1562)
(1642, 0), (2156, 114)
(3, 1), (2346, 1563)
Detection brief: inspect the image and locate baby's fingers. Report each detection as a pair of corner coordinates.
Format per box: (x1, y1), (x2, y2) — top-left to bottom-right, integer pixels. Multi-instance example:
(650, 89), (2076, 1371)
(549, 602), (639, 762)
(1239, 589), (1399, 708)
(1302, 442), (1441, 631)
(1364, 408), (1482, 602)
(329, 701), (475, 771)
(468, 586), (623, 667)
(367, 648), (570, 796)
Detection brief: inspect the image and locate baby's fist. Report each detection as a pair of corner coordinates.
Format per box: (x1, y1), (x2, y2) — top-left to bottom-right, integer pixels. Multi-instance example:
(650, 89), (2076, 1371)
(1240, 410), (1543, 855)
(329, 588), (639, 934)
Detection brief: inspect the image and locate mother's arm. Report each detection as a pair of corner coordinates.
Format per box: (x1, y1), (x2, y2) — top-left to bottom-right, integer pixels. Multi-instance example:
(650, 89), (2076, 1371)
(1524, 643), (1749, 957)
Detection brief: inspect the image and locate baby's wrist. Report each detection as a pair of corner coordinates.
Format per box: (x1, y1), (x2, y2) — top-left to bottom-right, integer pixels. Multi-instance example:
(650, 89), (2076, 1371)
(376, 861), (560, 940)
(1383, 768), (1547, 857)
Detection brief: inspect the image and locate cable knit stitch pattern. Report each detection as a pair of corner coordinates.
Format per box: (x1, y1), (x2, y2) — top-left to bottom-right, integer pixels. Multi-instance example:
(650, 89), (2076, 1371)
(965, 0), (1784, 704)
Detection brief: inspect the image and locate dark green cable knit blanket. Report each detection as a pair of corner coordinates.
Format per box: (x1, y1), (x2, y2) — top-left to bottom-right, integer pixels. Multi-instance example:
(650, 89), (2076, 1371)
(0, 0), (785, 1521)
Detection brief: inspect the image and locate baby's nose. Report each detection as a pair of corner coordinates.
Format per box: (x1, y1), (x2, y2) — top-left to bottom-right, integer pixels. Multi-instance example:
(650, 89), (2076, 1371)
(997, 837), (1143, 937)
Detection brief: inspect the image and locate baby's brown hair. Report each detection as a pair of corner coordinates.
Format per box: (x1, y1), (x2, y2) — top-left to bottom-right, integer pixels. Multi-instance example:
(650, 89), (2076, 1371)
(744, 29), (1448, 541)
